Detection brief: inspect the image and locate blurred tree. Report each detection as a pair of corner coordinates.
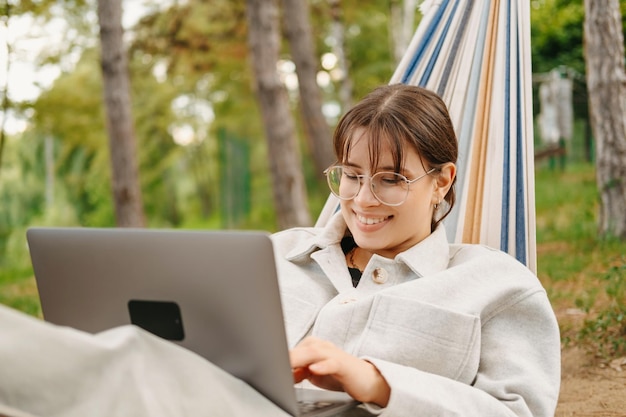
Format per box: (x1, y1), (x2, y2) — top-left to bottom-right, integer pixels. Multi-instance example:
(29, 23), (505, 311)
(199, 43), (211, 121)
(583, 0), (626, 239)
(306, 0), (401, 113)
(97, 0), (404, 230)
(282, 0), (334, 177)
(246, 0), (312, 229)
(0, 0), (92, 178)
(390, 0), (418, 64)
(97, 0), (145, 227)
(529, 0), (626, 123)
(327, 0), (354, 110)
(340, 0), (397, 99)
(32, 50), (114, 226)
(129, 0), (267, 228)
(5, 0), (408, 234)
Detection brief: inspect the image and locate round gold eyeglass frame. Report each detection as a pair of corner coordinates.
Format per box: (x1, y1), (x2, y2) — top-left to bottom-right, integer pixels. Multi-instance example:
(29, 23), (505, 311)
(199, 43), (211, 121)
(323, 165), (436, 207)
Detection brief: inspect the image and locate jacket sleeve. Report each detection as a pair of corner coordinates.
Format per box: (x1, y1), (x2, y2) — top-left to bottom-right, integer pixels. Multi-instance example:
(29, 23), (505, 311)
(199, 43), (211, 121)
(364, 289), (561, 417)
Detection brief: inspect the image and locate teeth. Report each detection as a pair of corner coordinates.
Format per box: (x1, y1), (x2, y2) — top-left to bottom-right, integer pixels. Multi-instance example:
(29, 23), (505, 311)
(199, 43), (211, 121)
(357, 214), (387, 225)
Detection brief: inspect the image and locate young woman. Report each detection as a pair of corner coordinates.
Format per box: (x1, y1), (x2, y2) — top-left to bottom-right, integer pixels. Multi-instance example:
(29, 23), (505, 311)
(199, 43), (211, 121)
(0, 84), (559, 417)
(275, 84), (561, 416)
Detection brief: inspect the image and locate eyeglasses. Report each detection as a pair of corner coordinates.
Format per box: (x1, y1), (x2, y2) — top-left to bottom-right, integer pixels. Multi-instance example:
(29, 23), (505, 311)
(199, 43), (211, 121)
(324, 165), (435, 206)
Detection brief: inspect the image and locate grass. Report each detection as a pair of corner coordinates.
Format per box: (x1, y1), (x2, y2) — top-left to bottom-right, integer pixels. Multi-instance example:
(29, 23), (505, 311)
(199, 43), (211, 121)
(535, 163), (624, 290)
(0, 267), (41, 317)
(534, 162), (626, 360)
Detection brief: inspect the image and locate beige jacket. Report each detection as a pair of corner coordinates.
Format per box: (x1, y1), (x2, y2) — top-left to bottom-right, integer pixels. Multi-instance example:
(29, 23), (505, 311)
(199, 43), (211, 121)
(272, 213), (561, 417)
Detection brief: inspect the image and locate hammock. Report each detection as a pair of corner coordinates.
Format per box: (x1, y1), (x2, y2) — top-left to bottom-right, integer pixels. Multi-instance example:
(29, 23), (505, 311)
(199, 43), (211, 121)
(316, 0), (537, 272)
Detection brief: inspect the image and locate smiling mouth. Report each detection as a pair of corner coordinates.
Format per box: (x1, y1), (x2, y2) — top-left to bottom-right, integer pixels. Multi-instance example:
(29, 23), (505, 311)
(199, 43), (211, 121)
(356, 214), (391, 225)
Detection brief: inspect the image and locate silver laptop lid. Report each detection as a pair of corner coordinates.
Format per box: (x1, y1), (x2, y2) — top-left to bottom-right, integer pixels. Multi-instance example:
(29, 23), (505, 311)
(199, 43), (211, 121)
(26, 227), (300, 415)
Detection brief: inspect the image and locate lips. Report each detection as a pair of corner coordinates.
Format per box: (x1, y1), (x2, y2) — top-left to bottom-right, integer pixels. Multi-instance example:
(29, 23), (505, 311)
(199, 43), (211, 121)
(356, 214), (391, 225)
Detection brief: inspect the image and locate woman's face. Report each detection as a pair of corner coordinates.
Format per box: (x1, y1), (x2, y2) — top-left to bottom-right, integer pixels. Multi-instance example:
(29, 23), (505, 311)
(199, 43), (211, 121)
(340, 129), (440, 259)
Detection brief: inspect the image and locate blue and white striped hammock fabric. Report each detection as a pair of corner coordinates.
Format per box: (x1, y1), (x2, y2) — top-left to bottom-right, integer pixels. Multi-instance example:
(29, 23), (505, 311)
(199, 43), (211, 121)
(317, 0), (537, 272)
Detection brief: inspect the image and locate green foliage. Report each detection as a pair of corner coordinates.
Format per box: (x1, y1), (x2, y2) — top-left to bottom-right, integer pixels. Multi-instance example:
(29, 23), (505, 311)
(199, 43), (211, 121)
(530, 0), (585, 74)
(312, 0), (399, 98)
(129, 0), (269, 229)
(31, 49), (115, 227)
(342, 0), (396, 97)
(530, 0), (626, 76)
(9, 0), (90, 17)
(576, 260), (626, 360)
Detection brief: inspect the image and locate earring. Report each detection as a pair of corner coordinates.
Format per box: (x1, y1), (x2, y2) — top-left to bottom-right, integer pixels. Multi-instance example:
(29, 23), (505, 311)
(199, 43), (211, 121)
(434, 199), (441, 209)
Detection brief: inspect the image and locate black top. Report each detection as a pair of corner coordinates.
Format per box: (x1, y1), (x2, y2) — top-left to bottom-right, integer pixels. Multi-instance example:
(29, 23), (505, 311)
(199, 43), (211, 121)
(340, 235), (362, 287)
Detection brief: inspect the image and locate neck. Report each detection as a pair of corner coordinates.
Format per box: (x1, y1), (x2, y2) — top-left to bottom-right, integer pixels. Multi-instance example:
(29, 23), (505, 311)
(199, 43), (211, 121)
(349, 246), (372, 272)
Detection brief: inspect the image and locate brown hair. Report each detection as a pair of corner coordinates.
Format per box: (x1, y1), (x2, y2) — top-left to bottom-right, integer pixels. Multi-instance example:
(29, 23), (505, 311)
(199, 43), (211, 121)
(332, 83), (458, 231)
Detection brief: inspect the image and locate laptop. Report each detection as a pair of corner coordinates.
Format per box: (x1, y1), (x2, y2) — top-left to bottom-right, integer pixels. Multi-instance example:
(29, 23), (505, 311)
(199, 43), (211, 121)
(26, 227), (359, 417)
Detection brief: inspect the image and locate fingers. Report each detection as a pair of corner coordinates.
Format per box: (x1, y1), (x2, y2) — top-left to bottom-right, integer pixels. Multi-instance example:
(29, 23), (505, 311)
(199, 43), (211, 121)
(290, 337), (367, 393)
(290, 337), (346, 391)
(289, 337), (339, 371)
(289, 337), (391, 407)
(308, 357), (337, 374)
(292, 366), (311, 383)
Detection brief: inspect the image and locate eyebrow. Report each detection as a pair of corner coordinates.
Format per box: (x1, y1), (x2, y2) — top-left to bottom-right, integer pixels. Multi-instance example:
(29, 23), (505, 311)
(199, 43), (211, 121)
(343, 161), (405, 173)
(342, 161), (362, 169)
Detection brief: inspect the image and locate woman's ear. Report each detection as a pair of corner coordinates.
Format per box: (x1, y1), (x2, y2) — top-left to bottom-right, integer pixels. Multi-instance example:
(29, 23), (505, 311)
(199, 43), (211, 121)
(433, 162), (456, 200)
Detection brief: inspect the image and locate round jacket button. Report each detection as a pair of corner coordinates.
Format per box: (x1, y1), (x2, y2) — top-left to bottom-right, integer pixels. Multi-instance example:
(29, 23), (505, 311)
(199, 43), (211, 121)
(372, 268), (388, 284)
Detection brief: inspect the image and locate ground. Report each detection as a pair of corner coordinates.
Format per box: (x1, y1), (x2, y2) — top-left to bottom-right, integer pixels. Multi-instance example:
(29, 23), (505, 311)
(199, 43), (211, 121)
(555, 308), (626, 417)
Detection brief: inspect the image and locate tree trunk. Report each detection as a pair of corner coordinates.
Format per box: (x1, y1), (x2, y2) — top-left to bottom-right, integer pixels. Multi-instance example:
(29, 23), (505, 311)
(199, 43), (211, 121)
(281, 0), (335, 175)
(583, 0), (626, 239)
(246, 0), (312, 229)
(97, 0), (145, 227)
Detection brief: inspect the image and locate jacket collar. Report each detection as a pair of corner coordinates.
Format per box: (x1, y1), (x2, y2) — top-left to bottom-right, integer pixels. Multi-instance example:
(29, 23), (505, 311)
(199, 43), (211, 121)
(285, 212), (450, 278)
(284, 212), (347, 261)
(395, 225), (450, 277)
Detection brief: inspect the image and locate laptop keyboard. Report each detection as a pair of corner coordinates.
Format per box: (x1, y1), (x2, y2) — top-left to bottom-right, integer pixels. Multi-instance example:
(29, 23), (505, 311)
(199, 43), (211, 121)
(298, 399), (336, 413)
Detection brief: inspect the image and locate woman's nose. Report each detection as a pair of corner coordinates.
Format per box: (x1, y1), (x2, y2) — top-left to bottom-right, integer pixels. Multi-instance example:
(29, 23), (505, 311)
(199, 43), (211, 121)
(354, 178), (380, 206)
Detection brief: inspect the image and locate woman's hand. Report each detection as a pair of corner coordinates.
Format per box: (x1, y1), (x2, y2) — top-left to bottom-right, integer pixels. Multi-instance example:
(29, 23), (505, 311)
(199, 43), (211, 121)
(290, 336), (391, 407)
